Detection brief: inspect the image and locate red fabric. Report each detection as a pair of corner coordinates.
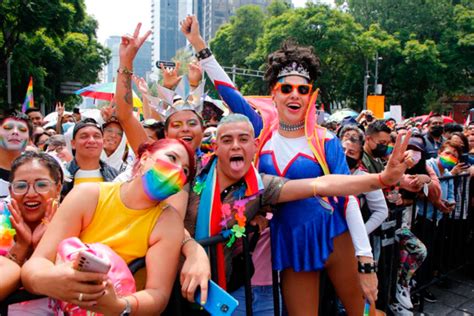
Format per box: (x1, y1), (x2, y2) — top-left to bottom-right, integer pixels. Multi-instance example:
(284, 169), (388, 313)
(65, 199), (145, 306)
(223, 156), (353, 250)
(209, 180), (227, 289)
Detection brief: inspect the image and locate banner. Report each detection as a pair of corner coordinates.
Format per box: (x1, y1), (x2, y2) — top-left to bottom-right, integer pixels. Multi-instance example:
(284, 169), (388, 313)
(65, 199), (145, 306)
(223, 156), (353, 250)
(367, 95), (385, 119)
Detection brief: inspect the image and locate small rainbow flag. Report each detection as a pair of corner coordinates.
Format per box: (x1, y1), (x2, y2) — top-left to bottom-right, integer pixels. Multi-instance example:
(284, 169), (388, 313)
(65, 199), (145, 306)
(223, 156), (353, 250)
(21, 77), (34, 113)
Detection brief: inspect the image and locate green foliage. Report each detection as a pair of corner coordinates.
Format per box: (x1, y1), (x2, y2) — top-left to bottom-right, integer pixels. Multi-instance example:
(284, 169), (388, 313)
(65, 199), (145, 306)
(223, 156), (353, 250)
(346, 0), (473, 115)
(0, 0), (109, 111)
(207, 0), (473, 116)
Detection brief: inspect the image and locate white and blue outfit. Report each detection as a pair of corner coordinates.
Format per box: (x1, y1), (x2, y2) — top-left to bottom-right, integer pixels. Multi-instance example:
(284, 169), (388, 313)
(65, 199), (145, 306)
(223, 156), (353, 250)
(200, 55), (372, 272)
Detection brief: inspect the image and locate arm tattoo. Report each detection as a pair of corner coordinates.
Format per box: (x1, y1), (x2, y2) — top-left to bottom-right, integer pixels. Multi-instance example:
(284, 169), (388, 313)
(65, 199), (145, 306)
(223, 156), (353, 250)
(122, 76), (132, 105)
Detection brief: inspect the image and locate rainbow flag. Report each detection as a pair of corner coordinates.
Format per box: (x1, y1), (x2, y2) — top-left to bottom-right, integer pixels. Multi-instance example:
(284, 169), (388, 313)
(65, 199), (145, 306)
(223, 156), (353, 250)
(21, 77), (34, 112)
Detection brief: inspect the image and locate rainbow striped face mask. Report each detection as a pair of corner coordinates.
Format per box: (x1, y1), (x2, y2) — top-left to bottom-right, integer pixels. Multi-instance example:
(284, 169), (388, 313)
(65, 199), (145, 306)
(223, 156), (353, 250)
(141, 158), (186, 201)
(439, 153), (458, 171)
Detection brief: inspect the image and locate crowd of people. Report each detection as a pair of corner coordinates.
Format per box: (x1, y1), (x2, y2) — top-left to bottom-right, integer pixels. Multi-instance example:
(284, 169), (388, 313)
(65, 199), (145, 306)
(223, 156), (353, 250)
(0, 15), (473, 316)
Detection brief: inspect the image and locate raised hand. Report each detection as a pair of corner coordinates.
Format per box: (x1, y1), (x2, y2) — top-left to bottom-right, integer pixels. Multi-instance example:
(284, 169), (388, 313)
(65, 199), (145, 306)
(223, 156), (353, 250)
(180, 15), (206, 51)
(119, 23), (151, 68)
(380, 131), (413, 185)
(8, 199), (32, 248)
(162, 61), (182, 89)
(56, 102), (65, 120)
(188, 61), (203, 87)
(132, 75), (148, 95)
(31, 198), (58, 248)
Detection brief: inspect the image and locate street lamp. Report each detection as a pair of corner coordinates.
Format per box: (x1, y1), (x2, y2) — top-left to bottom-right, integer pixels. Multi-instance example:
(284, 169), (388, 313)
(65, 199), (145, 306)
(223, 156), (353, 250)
(374, 51), (383, 95)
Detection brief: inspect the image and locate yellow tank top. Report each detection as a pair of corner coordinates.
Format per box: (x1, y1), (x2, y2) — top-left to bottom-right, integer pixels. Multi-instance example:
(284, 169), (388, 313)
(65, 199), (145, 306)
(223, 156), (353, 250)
(80, 182), (166, 264)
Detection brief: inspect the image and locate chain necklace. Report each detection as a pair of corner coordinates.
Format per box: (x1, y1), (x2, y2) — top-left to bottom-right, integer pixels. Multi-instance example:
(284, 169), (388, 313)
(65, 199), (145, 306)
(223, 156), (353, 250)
(279, 120), (305, 132)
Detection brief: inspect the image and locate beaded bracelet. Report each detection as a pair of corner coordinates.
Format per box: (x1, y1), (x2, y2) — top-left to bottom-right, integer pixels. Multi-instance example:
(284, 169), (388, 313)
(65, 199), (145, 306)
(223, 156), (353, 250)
(117, 67), (133, 76)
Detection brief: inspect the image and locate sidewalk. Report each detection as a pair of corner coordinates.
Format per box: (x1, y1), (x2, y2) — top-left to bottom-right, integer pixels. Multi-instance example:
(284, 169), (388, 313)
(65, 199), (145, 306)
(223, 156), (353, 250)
(415, 271), (474, 315)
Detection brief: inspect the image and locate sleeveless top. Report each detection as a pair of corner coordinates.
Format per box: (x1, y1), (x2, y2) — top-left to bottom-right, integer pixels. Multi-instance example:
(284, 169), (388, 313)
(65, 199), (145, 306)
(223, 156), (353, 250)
(80, 182), (166, 264)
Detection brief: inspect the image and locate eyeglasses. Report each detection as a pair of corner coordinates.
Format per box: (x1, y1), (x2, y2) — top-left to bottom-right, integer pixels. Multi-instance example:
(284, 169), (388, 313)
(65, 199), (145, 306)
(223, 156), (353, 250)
(10, 179), (55, 195)
(273, 82), (312, 95)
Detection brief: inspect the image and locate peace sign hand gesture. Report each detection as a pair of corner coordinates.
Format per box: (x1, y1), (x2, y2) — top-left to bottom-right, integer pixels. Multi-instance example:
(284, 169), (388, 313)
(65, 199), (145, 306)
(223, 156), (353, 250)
(119, 23), (151, 68)
(380, 131), (413, 186)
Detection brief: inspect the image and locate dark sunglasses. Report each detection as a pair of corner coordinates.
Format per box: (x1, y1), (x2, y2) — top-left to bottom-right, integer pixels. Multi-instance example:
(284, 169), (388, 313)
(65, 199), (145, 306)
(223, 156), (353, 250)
(274, 82), (312, 95)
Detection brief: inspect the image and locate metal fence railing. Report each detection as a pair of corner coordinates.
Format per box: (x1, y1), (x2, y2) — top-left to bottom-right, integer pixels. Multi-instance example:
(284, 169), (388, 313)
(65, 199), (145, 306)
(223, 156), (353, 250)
(1, 173), (472, 315)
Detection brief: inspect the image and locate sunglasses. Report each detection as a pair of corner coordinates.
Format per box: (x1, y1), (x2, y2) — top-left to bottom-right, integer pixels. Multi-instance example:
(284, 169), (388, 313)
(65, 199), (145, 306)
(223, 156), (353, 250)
(274, 82), (312, 95)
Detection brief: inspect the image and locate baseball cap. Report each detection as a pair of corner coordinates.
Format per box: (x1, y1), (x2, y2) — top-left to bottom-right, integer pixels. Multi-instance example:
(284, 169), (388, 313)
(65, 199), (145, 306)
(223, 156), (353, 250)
(72, 118), (103, 139)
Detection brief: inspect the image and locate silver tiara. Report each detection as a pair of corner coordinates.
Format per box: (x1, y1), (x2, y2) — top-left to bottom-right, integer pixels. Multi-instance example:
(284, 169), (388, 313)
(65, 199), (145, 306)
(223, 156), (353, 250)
(277, 62), (310, 80)
(147, 76), (205, 118)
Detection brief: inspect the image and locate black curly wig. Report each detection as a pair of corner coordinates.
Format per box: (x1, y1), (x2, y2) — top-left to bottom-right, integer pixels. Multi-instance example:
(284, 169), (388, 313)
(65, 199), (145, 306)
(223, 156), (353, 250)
(264, 39), (322, 91)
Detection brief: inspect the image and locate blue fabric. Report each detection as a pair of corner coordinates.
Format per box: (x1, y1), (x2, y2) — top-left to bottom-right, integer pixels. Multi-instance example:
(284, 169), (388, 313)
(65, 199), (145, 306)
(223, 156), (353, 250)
(417, 158), (454, 222)
(230, 285), (281, 316)
(216, 83), (264, 137)
(259, 136), (350, 271)
(195, 158), (218, 240)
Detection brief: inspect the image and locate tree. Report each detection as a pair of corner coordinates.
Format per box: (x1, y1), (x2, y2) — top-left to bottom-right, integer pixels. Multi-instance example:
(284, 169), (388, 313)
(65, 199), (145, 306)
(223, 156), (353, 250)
(210, 4), (265, 94)
(345, 0), (474, 115)
(1, 0), (109, 111)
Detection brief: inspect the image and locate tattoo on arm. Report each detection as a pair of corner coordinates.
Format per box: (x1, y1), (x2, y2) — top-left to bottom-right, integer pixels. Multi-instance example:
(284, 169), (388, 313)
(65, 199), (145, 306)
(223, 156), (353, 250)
(122, 76), (132, 105)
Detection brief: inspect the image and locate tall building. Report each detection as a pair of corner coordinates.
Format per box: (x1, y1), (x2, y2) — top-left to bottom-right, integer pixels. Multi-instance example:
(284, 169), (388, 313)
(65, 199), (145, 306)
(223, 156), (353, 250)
(104, 36), (152, 83)
(151, 0), (193, 63)
(198, 0), (273, 43)
(150, 0), (281, 63)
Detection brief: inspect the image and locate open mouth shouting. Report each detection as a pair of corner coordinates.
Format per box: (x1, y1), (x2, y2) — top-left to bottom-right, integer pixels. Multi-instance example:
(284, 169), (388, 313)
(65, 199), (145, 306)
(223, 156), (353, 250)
(180, 136), (193, 144)
(286, 103), (302, 113)
(229, 155), (245, 172)
(23, 201), (42, 212)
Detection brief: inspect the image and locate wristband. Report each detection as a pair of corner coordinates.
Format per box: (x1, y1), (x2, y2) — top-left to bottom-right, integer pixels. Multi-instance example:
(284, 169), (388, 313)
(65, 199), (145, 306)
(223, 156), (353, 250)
(358, 261), (378, 274)
(378, 174), (390, 188)
(195, 47), (212, 61)
(117, 67), (133, 76)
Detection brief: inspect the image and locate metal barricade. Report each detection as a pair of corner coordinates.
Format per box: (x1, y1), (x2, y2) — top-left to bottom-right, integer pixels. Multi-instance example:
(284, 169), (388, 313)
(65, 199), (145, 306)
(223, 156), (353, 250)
(410, 173), (472, 312)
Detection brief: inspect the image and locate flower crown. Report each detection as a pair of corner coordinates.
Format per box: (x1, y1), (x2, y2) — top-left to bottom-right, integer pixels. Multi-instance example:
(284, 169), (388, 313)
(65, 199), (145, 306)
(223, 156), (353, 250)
(277, 62), (310, 80)
(147, 76), (205, 118)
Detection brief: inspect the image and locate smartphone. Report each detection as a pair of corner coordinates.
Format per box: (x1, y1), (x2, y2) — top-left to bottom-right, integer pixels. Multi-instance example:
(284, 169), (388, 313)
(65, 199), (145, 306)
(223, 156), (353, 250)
(195, 280), (239, 315)
(73, 251), (111, 274)
(156, 60), (176, 69)
(460, 153), (471, 167)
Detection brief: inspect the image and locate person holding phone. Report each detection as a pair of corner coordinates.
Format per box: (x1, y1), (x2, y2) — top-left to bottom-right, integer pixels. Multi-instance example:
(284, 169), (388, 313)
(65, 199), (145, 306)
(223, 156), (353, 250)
(414, 140), (461, 303)
(176, 16), (419, 315)
(22, 139), (195, 315)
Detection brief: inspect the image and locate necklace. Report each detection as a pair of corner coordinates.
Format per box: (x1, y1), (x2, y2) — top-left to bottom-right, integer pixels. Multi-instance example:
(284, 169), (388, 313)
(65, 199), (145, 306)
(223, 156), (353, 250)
(279, 120), (305, 132)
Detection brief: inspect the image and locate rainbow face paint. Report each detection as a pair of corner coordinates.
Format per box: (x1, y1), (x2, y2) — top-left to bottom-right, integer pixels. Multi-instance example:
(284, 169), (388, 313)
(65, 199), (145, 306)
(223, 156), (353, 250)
(439, 154), (458, 170)
(385, 143), (394, 155)
(0, 119), (29, 151)
(141, 158), (186, 201)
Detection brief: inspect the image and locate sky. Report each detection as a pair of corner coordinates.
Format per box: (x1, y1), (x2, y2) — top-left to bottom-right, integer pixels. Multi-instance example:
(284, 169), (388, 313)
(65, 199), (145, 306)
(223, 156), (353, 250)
(85, 0), (333, 43)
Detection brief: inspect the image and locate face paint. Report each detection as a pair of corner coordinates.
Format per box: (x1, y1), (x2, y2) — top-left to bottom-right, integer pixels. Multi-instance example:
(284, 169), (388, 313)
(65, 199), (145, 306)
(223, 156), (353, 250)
(141, 158), (186, 201)
(385, 144), (394, 156)
(439, 154), (458, 171)
(0, 119), (29, 151)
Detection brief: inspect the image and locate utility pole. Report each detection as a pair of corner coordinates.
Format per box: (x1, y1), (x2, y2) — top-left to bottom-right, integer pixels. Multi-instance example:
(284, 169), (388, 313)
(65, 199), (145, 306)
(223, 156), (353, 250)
(374, 51), (382, 94)
(363, 58), (369, 110)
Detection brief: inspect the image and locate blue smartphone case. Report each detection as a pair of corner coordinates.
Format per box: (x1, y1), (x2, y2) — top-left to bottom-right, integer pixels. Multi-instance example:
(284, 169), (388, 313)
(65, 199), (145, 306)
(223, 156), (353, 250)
(195, 280), (239, 315)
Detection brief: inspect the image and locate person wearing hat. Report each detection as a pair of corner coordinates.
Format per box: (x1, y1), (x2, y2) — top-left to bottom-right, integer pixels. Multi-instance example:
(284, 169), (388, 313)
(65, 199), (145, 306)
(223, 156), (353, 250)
(61, 118), (119, 196)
